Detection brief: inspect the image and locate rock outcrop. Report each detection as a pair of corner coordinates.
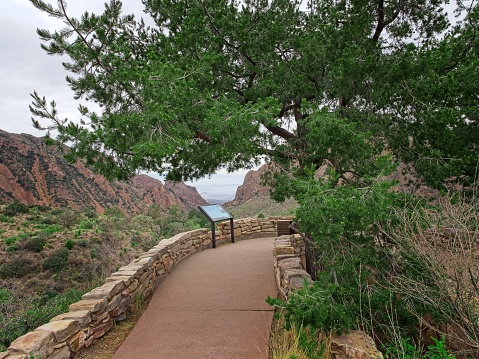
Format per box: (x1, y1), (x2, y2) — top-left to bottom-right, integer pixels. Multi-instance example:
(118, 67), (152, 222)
(164, 181), (207, 210)
(225, 164), (270, 206)
(0, 130), (204, 213)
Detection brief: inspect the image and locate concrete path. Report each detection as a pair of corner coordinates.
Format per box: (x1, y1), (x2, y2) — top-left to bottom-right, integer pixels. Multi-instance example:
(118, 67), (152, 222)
(113, 237), (276, 359)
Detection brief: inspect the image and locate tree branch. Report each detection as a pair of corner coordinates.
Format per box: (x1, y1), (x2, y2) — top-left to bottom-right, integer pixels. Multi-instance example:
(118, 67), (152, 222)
(372, 0), (402, 42)
(264, 125), (296, 140)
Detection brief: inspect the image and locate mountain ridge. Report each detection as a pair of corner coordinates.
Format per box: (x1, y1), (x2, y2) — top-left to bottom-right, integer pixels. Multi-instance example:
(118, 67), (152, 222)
(0, 130), (206, 213)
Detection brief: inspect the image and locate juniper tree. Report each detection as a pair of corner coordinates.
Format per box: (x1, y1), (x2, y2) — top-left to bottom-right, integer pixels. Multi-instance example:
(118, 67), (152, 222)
(28, 0), (478, 192)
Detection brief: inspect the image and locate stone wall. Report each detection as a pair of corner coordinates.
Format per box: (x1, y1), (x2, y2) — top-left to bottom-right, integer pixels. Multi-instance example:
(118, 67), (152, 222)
(1, 217), (284, 359)
(272, 234), (384, 359)
(215, 216), (282, 242)
(273, 234), (312, 299)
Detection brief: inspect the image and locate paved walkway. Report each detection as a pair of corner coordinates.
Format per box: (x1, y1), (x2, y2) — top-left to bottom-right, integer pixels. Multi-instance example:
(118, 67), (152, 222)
(113, 237), (277, 359)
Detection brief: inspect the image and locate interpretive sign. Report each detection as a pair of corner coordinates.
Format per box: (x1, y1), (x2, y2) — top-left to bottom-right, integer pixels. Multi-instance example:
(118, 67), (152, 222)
(198, 204), (233, 222)
(198, 204), (234, 248)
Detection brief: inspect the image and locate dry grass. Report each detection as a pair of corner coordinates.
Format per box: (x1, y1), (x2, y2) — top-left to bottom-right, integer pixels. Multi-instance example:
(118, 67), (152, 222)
(269, 315), (328, 359)
(383, 195), (479, 356)
(75, 294), (151, 359)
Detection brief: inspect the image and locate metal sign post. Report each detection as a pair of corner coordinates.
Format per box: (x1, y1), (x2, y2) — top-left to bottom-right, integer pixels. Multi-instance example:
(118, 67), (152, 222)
(198, 204), (234, 248)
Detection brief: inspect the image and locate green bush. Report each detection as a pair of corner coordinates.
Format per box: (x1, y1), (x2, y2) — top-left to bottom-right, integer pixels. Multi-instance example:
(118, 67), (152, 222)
(42, 248), (69, 273)
(0, 258), (34, 279)
(57, 210), (81, 229)
(82, 207), (98, 219)
(65, 240), (74, 250)
(104, 206), (125, 218)
(0, 287), (83, 349)
(5, 245), (17, 253)
(4, 236), (19, 246)
(384, 336), (457, 359)
(0, 215), (14, 223)
(30, 205), (51, 213)
(3, 202), (29, 217)
(76, 239), (89, 247)
(25, 237), (47, 252)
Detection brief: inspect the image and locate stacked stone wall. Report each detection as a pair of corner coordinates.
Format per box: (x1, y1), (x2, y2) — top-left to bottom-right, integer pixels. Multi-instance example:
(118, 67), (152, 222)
(216, 216), (289, 242)
(272, 234), (312, 300)
(1, 217), (286, 359)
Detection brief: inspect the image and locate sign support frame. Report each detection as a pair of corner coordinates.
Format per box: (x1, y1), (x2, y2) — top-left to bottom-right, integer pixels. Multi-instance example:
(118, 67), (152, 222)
(198, 204), (234, 248)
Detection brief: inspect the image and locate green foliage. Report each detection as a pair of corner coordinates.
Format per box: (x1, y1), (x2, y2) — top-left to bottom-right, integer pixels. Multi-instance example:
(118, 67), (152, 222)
(0, 287), (83, 349)
(186, 209), (209, 229)
(257, 213), (265, 218)
(384, 337), (457, 359)
(76, 238), (89, 247)
(64, 239), (74, 250)
(268, 281), (356, 334)
(24, 237), (47, 252)
(57, 209), (81, 229)
(82, 207), (98, 219)
(3, 202), (29, 217)
(28, 0), (478, 190)
(0, 215), (14, 223)
(0, 258), (35, 279)
(5, 245), (17, 253)
(4, 236), (19, 246)
(104, 206), (125, 218)
(42, 248), (69, 273)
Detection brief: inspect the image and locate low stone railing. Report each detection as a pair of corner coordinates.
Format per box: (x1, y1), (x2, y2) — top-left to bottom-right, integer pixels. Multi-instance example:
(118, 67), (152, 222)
(273, 234), (312, 299)
(1, 217), (287, 359)
(272, 234), (384, 359)
(216, 217), (278, 242)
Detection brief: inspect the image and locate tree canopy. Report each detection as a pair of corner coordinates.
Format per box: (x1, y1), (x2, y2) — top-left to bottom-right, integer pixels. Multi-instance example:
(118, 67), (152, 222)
(29, 0), (478, 191)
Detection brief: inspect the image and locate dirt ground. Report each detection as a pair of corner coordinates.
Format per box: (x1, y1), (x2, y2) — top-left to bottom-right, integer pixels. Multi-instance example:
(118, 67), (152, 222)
(75, 305), (147, 359)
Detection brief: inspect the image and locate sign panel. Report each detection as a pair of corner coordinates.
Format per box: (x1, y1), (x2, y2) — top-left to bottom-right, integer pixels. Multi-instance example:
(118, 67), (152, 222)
(198, 204), (233, 222)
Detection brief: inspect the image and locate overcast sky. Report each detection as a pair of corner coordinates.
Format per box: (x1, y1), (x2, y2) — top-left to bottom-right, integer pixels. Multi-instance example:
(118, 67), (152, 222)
(0, 0), (248, 200)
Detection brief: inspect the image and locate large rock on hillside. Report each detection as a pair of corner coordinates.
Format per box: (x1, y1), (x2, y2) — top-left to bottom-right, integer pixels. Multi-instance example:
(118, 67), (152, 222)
(226, 164), (271, 206)
(164, 181), (208, 210)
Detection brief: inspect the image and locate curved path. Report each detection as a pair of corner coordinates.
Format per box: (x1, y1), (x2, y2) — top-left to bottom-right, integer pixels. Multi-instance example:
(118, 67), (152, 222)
(113, 237), (276, 359)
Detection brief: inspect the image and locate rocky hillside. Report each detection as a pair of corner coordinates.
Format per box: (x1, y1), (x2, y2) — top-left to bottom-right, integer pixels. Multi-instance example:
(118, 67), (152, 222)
(225, 164), (271, 206)
(164, 181), (207, 209)
(225, 164), (298, 218)
(0, 130), (205, 213)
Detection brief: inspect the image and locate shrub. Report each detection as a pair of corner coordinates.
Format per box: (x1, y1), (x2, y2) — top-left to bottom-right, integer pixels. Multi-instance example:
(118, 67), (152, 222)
(31, 205), (51, 212)
(104, 206), (125, 218)
(25, 237), (47, 252)
(76, 239), (89, 247)
(0, 287), (83, 349)
(65, 240), (74, 250)
(257, 213), (265, 218)
(0, 258), (34, 279)
(383, 196), (479, 354)
(0, 215), (14, 223)
(57, 210), (81, 229)
(82, 207), (98, 219)
(42, 248), (69, 273)
(3, 202), (29, 217)
(4, 236), (19, 246)
(5, 245), (17, 253)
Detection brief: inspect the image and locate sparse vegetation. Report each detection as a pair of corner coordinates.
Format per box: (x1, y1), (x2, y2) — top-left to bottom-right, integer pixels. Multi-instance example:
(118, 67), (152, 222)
(42, 248), (70, 273)
(0, 203), (211, 350)
(24, 236), (46, 252)
(2, 202), (29, 217)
